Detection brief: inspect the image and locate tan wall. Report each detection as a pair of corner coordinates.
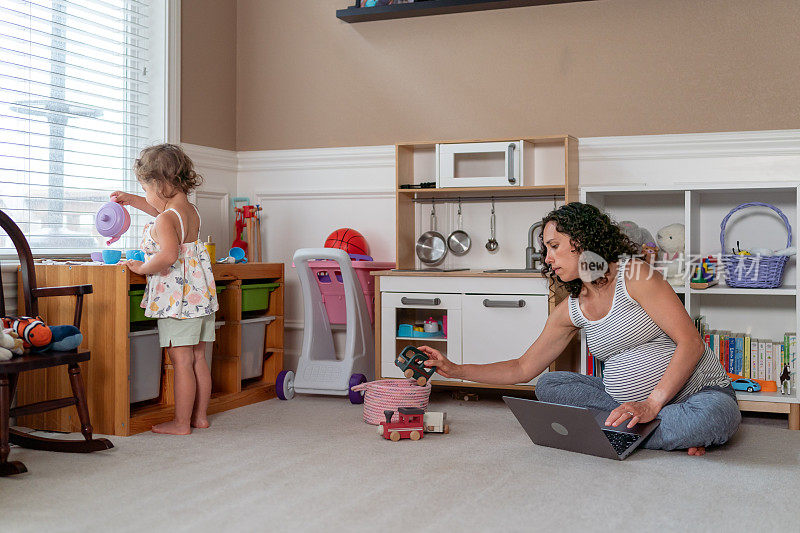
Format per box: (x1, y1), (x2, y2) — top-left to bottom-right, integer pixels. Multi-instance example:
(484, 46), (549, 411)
(183, 0), (800, 151)
(181, 0), (237, 151)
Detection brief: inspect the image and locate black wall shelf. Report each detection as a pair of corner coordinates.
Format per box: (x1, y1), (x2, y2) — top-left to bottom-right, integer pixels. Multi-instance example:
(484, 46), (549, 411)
(337, 0), (595, 23)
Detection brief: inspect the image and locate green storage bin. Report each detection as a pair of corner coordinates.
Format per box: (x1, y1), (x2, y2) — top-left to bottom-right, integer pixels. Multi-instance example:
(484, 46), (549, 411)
(241, 282), (280, 312)
(130, 285), (226, 323)
(129, 289), (155, 323)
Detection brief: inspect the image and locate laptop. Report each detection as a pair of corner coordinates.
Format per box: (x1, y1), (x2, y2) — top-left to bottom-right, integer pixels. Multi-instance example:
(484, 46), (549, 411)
(503, 396), (660, 460)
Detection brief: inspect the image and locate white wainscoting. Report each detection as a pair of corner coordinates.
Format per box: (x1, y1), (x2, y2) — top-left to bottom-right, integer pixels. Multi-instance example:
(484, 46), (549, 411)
(183, 143), (236, 253)
(236, 130), (800, 373)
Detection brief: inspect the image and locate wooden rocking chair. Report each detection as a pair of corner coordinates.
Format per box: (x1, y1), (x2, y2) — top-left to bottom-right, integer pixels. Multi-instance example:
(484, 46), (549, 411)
(0, 209), (113, 476)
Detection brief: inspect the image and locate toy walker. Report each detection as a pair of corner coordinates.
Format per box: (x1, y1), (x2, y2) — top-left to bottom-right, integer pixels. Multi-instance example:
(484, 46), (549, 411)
(276, 248), (394, 403)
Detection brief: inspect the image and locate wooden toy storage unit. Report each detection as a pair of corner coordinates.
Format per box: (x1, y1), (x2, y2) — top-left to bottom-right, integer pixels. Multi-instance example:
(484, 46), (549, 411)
(15, 262), (284, 436)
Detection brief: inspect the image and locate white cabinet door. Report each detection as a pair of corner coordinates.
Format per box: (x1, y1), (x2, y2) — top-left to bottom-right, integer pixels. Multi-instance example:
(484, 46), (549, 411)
(461, 294), (549, 385)
(381, 292), (461, 382)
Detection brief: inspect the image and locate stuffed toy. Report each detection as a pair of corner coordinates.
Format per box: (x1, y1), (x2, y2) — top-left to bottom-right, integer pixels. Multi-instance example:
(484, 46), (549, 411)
(2, 316), (51, 348)
(0, 328), (24, 361)
(656, 223), (686, 285)
(1, 316), (83, 353)
(620, 220), (659, 265)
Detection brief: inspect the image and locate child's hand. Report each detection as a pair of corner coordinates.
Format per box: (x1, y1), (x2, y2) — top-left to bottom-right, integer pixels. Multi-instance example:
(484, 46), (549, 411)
(110, 190), (136, 205)
(125, 260), (145, 274)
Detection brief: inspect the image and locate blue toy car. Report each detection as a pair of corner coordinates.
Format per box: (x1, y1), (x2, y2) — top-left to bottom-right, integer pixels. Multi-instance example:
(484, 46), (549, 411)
(731, 378), (761, 393)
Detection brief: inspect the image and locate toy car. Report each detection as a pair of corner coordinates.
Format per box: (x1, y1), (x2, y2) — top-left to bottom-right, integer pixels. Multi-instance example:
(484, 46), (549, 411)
(423, 411), (449, 434)
(731, 378), (761, 393)
(377, 407), (425, 441)
(395, 345), (435, 386)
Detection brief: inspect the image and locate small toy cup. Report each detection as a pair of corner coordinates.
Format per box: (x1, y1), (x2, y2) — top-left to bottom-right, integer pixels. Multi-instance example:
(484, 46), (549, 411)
(101, 249), (122, 264)
(90, 252), (103, 262)
(229, 247), (246, 263)
(125, 249), (145, 262)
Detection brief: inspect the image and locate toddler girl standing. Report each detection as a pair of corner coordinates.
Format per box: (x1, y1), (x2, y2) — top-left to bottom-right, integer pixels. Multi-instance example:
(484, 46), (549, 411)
(111, 143), (218, 435)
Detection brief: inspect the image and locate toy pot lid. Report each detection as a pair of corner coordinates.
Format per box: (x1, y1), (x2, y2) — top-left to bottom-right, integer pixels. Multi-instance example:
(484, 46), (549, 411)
(95, 202), (130, 237)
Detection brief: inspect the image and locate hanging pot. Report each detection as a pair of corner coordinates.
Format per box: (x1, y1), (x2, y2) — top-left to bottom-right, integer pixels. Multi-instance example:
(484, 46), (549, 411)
(416, 202), (447, 266)
(447, 199), (471, 256)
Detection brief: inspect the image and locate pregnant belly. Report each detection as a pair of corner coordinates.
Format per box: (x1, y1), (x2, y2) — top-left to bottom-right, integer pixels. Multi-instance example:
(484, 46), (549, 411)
(602, 348), (673, 403)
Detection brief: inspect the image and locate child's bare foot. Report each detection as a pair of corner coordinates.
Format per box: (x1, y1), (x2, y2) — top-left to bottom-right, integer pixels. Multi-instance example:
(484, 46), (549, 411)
(191, 418), (210, 429)
(687, 446), (706, 456)
(152, 421), (192, 435)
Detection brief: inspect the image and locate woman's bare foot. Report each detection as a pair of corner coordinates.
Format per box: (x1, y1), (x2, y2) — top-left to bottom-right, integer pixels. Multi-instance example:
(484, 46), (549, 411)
(191, 418), (210, 429)
(152, 420), (192, 435)
(687, 446), (706, 456)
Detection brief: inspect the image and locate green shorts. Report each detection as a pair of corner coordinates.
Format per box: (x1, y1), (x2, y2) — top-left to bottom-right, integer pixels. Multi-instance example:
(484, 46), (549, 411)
(157, 314), (216, 348)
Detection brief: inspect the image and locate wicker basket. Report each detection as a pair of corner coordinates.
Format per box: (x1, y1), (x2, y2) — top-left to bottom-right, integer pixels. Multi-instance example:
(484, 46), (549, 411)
(350, 379), (431, 425)
(719, 202), (792, 288)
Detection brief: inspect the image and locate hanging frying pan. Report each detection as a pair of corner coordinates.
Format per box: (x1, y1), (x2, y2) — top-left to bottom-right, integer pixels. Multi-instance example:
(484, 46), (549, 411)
(416, 201), (447, 266)
(447, 199), (471, 256)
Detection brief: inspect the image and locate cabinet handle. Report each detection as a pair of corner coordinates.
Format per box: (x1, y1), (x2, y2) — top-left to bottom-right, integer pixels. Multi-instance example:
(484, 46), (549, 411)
(506, 143), (516, 184)
(483, 298), (526, 308)
(401, 297), (441, 306)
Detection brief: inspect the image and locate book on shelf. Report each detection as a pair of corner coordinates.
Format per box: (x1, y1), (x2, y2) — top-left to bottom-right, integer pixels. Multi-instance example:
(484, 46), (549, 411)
(758, 339), (766, 380)
(743, 335), (750, 379)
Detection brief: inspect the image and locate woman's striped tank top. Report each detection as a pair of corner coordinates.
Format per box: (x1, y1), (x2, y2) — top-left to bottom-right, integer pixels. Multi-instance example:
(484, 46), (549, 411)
(568, 258), (730, 404)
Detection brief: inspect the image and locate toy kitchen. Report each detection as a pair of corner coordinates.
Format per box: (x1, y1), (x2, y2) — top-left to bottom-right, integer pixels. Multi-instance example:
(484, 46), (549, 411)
(373, 136), (580, 392)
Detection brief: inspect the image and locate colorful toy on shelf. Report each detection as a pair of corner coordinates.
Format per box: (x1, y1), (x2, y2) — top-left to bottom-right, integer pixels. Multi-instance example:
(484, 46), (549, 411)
(423, 411), (450, 434)
(101, 249), (122, 264)
(726, 372), (777, 392)
(95, 201), (130, 246)
(0, 329), (23, 361)
(204, 236), (216, 263)
(731, 378), (761, 393)
(690, 256), (719, 289)
(395, 345), (436, 386)
(377, 407), (425, 441)
(397, 322), (445, 339)
(423, 317), (439, 333)
(325, 228), (369, 257)
(125, 249), (145, 262)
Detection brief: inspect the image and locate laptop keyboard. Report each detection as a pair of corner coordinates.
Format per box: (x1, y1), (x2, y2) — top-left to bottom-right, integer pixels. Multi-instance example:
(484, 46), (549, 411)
(602, 429), (640, 456)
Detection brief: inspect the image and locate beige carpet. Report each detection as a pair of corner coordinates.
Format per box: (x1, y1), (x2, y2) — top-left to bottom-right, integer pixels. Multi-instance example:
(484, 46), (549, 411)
(2, 392), (798, 533)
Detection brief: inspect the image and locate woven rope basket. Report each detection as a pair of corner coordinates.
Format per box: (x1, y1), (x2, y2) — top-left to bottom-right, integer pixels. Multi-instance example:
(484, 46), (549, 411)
(719, 202), (792, 288)
(350, 379), (432, 425)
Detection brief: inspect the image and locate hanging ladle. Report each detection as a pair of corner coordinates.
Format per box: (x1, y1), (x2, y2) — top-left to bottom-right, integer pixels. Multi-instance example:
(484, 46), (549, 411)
(447, 198), (471, 256)
(486, 198), (498, 252)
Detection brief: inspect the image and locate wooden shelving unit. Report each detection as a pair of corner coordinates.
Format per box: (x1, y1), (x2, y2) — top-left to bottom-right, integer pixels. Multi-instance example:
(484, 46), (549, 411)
(336, 0), (596, 23)
(16, 262), (284, 436)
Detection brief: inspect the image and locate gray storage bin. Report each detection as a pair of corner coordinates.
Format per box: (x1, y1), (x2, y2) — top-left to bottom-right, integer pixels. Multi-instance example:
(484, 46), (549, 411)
(241, 316), (275, 379)
(203, 321), (225, 371)
(129, 328), (162, 403)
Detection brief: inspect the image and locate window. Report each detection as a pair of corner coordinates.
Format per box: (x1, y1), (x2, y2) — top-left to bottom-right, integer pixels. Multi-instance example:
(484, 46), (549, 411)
(0, 0), (168, 255)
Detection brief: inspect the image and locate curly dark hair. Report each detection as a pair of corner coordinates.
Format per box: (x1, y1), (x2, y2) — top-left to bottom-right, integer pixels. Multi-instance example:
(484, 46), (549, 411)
(133, 143), (203, 198)
(540, 202), (640, 298)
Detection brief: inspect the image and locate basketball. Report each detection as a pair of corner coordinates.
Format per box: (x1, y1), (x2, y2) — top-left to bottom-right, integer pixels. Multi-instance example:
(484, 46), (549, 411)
(324, 228), (369, 256)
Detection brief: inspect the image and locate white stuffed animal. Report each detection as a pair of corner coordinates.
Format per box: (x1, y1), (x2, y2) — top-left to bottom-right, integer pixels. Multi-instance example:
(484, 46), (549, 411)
(656, 223), (685, 285)
(0, 328), (24, 361)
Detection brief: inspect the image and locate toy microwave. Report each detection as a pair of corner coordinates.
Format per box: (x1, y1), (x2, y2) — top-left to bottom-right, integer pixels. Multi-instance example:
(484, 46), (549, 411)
(436, 140), (533, 188)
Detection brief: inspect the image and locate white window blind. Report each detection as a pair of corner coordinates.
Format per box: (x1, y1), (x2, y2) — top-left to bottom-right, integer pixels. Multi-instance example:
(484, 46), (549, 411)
(0, 0), (153, 254)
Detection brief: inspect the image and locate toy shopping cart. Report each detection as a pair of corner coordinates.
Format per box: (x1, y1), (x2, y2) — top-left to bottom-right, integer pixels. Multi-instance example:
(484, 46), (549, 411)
(276, 248), (394, 403)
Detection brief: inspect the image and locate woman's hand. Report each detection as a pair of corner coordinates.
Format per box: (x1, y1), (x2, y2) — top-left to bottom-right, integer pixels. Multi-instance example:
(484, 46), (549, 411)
(605, 398), (661, 429)
(125, 260), (145, 274)
(418, 346), (460, 379)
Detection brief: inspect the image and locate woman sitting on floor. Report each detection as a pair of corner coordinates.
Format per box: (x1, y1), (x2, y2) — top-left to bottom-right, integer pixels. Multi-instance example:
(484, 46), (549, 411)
(419, 202), (740, 456)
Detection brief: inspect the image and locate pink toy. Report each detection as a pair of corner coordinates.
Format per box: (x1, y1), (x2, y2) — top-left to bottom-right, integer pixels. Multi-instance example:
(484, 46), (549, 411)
(96, 202), (131, 245)
(309, 258), (394, 324)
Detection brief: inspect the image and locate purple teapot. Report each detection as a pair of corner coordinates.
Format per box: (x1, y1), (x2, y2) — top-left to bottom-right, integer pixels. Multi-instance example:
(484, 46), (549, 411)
(96, 202), (131, 245)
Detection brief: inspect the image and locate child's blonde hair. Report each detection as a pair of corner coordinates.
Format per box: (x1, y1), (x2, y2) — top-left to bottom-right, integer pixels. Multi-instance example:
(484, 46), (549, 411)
(134, 143), (203, 198)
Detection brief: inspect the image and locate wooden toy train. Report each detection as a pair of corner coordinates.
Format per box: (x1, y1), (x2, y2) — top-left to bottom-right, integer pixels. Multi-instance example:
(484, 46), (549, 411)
(377, 408), (449, 441)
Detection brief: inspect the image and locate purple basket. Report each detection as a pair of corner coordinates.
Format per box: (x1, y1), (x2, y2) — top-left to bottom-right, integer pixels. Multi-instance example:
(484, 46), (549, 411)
(719, 202), (792, 288)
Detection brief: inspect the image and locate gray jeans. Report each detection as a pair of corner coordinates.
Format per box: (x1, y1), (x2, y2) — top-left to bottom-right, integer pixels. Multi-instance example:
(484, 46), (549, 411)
(534, 371), (742, 450)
